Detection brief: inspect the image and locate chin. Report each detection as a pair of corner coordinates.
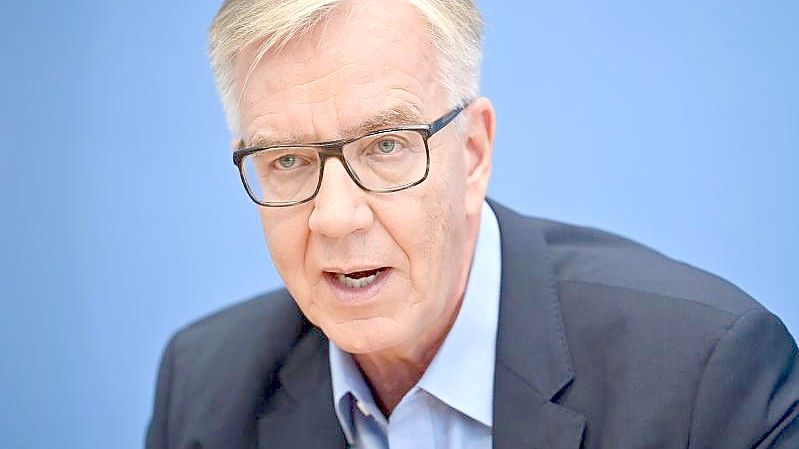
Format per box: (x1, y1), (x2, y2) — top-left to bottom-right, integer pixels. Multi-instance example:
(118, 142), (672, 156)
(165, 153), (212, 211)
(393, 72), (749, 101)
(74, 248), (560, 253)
(323, 317), (407, 355)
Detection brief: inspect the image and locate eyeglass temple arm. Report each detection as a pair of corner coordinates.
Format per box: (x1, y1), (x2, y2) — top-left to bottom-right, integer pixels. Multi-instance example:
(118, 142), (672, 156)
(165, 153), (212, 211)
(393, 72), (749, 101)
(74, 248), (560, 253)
(428, 99), (473, 135)
(232, 139), (246, 166)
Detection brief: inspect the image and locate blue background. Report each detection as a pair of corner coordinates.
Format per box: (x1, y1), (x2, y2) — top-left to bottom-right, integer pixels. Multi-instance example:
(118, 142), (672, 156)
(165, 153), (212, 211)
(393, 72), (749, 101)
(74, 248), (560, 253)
(1, 1), (796, 448)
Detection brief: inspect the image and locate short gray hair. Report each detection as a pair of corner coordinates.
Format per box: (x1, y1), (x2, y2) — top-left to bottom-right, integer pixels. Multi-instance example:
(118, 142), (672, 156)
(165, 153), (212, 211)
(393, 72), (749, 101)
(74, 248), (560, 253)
(208, 0), (483, 134)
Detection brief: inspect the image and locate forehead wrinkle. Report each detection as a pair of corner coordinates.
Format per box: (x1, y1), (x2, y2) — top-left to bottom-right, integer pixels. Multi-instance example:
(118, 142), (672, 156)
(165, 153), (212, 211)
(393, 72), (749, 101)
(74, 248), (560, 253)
(245, 102), (425, 147)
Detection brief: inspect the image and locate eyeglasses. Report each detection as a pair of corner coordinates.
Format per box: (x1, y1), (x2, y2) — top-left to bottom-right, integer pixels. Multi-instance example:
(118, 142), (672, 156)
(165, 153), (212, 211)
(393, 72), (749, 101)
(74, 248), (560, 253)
(232, 101), (471, 207)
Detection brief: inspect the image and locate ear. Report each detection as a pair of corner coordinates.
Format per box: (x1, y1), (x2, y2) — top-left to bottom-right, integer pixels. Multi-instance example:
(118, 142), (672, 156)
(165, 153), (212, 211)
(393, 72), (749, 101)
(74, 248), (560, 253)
(462, 97), (496, 218)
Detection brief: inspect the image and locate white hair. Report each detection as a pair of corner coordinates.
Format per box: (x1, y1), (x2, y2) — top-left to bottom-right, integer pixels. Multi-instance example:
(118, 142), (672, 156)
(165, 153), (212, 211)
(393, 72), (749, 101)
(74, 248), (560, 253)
(208, 0), (483, 134)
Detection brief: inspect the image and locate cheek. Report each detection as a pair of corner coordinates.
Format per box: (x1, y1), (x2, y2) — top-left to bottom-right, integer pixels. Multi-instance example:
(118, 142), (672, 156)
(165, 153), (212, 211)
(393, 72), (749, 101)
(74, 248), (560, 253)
(403, 186), (463, 301)
(260, 209), (312, 287)
(420, 151), (470, 290)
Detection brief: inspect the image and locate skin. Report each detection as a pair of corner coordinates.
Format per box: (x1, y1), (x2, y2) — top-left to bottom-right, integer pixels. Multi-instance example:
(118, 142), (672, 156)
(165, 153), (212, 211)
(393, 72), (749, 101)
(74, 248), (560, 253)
(233, 0), (496, 415)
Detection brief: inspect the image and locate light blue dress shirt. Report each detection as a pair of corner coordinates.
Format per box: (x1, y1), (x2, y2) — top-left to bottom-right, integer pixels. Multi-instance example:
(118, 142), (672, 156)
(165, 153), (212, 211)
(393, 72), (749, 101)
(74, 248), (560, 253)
(329, 203), (502, 449)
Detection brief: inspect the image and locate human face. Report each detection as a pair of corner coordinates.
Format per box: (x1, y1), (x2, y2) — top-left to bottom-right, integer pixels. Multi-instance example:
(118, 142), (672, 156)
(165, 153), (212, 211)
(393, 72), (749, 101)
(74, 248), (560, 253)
(233, 0), (493, 355)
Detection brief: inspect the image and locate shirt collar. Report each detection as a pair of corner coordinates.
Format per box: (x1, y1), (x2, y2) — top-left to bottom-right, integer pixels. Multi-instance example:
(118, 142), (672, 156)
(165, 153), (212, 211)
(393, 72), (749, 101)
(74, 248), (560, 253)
(415, 202), (501, 426)
(329, 201), (502, 437)
(329, 335), (378, 444)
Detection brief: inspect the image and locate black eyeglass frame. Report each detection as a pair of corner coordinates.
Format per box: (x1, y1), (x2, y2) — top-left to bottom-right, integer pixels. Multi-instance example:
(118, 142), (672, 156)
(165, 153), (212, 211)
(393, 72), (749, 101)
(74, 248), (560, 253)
(232, 100), (472, 207)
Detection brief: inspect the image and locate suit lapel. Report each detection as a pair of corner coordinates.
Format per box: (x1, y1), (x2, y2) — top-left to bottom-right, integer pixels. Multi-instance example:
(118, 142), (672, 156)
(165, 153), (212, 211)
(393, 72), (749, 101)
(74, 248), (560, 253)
(256, 327), (346, 449)
(490, 201), (586, 449)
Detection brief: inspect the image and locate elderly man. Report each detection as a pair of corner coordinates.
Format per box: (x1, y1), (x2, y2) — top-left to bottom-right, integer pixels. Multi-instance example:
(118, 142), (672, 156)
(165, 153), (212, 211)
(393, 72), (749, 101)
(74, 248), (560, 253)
(147, 1), (799, 448)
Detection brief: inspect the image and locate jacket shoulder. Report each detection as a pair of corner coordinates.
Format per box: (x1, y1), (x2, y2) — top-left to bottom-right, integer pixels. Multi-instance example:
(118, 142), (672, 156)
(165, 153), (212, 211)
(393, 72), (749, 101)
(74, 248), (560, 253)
(165, 289), (311, 399)
(531, 214), (762, 318)
(170, 289), (307, 357)
(147, 289), (310, 448)
(491, 205), (798, 447)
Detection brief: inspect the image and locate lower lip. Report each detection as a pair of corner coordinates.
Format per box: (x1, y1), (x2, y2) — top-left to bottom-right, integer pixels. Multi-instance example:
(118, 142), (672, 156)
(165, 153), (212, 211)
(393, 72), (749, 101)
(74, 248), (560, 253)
(324, 268), (392, 305)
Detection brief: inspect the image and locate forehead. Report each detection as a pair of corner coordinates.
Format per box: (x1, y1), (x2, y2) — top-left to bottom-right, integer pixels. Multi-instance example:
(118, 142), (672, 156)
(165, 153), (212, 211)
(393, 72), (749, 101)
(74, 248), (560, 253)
(233, 0), (442, 143)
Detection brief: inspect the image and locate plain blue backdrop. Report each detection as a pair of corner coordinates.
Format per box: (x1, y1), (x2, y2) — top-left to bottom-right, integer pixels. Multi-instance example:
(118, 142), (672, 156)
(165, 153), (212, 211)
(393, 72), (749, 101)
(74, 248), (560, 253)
(1, 1), (797, 448)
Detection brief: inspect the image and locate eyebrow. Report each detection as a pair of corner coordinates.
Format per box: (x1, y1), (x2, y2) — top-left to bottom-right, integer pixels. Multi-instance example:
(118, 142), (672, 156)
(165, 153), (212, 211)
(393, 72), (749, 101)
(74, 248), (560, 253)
(245, 103), (425, 148)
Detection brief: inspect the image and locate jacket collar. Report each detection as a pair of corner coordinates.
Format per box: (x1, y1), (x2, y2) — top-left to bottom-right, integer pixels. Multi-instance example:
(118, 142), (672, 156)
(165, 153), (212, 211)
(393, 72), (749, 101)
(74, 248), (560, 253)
(489, 200), (585, 449)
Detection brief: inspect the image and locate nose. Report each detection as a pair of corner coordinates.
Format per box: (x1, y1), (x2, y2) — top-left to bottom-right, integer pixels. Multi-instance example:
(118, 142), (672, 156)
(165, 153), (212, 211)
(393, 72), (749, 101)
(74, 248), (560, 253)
(308, 158), (374, 238)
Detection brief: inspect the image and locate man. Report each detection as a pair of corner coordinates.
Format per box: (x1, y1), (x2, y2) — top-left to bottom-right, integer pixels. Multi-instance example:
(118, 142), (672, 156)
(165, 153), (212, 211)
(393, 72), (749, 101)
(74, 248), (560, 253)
(147, 1), (799, 448)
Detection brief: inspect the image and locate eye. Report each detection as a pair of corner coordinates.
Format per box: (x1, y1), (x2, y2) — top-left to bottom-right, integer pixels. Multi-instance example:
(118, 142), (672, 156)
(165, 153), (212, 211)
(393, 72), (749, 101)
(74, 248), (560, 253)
(376, 139), (400, 154)
(273, 154), (302, 170)
(357, 133), (414, 161)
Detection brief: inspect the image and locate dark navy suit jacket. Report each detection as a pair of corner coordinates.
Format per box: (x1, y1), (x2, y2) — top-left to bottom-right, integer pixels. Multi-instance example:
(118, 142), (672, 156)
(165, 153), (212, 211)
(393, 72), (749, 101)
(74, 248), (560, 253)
(146, 201), (799, 448)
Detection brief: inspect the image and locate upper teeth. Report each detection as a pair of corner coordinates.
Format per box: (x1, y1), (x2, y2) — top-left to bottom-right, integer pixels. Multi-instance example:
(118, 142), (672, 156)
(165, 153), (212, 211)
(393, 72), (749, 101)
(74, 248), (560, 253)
(336, 270), (381, 289)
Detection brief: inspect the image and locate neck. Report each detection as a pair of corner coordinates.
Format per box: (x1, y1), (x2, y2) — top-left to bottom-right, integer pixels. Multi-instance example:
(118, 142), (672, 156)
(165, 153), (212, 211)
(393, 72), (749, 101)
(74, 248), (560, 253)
(352, 213), (481, 416)
(353, 298), (461, 416)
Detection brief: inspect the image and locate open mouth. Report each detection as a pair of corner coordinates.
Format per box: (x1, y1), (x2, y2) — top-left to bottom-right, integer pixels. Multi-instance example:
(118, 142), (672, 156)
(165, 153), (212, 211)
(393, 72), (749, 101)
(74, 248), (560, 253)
(328, 268), (389, 289)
